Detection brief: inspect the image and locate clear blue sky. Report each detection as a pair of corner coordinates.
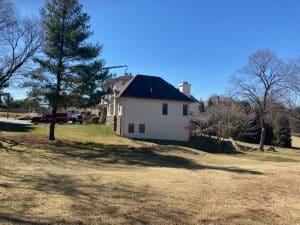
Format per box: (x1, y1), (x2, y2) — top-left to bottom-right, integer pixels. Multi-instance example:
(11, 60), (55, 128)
(9, 0), (300, 100)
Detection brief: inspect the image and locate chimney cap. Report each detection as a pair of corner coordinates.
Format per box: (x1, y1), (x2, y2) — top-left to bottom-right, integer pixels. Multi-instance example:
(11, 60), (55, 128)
(182, 81), (189, 84)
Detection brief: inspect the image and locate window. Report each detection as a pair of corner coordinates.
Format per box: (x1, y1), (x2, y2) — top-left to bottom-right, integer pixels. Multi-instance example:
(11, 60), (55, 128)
(118, 105), (122, 115)
(162, 103), (168, 115)
(183, 104), (188, 116)
(139, 124), (145, 133)
(128, 123), (134, 133)
(109, 95), (114, 103)
(109, 104), (114, 115)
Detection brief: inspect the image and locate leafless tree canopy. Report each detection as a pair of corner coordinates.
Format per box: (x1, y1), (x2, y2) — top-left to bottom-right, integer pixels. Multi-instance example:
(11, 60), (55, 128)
(231, 49), (292, 150)
(284, 57), (300, 121)
(0, 0), (15, 33)
(0, 0), (43, 89)
(192, 100), (255, 143)
(232, 50), (290, 108)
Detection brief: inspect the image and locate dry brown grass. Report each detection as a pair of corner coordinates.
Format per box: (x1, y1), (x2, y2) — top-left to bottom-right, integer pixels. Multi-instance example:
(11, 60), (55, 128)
(292, 136), (300, 148)
(0, 132), (299, 225)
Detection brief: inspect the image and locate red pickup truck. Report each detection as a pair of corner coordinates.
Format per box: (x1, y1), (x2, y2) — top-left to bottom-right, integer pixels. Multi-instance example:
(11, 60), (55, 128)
(31, 113), (69, 124)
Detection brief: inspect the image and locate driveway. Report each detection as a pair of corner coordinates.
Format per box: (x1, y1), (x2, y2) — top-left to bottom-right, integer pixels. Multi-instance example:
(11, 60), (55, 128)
(0, 118), (32, 125)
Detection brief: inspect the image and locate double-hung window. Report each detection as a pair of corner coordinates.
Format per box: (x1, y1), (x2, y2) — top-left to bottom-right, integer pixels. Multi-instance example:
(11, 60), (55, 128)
(139, 124), (145, 133)
(128, 123), (134, 133)
(183, 104), (188, 116)
(162, 103), (168, 115)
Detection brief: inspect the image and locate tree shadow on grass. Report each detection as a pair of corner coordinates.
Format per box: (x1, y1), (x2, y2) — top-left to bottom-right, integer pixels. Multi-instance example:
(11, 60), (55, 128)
(0, 214), (73, 225)
(0, 138), (265, 224)
(0, 172), (194, 225)
(50, 142), (206, 170)
(0, 122), (35, 133)
(1, 136), (263, 175)
(291, 146), (300, 151)
(48, 141), (261, 175)
(140, 136), (243, 154)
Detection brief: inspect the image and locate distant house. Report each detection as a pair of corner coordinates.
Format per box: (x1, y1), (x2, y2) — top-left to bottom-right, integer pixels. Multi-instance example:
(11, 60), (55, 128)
(103, 74), (197, 141)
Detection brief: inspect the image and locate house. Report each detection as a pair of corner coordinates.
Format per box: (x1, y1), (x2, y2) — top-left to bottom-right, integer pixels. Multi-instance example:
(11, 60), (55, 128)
(98, 74), (133, 123)
(104, 74), (196, 141)
(178, 81), (203, 114)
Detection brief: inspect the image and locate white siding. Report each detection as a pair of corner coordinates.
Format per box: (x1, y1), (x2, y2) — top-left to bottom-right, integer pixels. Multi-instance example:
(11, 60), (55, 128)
(121, 97), (190, 141)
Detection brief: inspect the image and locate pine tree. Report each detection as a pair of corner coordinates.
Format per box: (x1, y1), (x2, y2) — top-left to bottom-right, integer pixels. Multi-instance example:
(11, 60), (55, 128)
(273, 115), (292, 147)
(29, 0), (108, 140)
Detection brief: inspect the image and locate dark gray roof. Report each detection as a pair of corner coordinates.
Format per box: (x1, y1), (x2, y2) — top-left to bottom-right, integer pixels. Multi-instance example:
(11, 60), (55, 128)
(189, 95), (200, 103)
(101, 74), (133, 91)
(118, 75), (194, 102)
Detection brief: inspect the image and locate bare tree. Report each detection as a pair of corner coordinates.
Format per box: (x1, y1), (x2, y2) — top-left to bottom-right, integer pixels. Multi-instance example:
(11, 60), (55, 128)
(202, 102), (254, 142)
(0, 0), (43, 89)
(285, 57), (300, 122)
(231, 49), (291, 151)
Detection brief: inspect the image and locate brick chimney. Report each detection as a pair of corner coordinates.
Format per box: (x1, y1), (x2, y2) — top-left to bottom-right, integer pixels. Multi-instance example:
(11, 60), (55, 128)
(179, 82), (191, 97)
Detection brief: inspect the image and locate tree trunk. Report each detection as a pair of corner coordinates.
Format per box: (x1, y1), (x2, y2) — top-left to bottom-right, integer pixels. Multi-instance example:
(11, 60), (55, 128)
(49, 106), (57, 141)
(259, 126), (266, 151)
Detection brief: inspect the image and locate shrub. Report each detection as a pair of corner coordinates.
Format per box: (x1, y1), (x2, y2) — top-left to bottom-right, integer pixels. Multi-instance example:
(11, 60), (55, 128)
(90, 116), (100, 124)
(273, 115), (292, 147)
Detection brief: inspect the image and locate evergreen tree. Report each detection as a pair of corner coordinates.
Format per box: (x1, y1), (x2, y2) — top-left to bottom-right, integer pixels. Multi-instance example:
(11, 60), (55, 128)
(198, 100), (205, 112)
(273, 114), (292, 147)
(265, 123), (275, 145)
(28, 0), (108, 140)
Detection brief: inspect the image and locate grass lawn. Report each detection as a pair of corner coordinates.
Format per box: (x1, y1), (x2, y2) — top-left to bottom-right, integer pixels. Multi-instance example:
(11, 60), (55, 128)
(292, 135), (300, 148)
(0, 112), (36, 119)
(1, 123), (142, 147)
(0, 123), (299, 224)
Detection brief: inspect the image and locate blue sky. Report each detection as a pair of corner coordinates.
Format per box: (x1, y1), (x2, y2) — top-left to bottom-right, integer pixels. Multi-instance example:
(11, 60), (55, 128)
(9, 0), (300, 100)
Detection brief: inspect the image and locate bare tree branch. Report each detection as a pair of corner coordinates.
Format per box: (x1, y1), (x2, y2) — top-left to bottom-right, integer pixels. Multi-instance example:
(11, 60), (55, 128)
(0, 0), (43, 89)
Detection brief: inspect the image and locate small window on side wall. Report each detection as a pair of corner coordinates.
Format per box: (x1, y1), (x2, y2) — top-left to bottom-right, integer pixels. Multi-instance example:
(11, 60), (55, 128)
(162, 103), (168, 115)
(139, 124), (145, 133)
(128, 123), (134, 133)
(109, 104), (114, 116)
(183, 104), (188, 116)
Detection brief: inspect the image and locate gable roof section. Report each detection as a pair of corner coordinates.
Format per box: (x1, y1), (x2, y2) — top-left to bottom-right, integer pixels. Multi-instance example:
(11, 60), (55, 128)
(118, 74), (193, 102)
(189, 95), (200, 103)
(101, 74), (133, 91)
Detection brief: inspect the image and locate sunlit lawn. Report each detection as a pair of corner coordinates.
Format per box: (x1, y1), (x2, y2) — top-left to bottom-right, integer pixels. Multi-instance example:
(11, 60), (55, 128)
(0, 123), (299, 224)
(2, 123), (143, 147)
(292, 135), (300, 148)
(0, 112), (36, 119)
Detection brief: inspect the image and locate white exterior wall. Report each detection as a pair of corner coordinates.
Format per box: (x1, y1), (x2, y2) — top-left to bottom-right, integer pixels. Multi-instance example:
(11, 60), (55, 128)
(120, 97), (190, 141)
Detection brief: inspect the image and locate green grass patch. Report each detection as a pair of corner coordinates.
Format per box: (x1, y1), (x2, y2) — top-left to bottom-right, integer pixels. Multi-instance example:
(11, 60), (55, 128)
(0, 122), (142, 147)
(0, 112), (34, 119)
(31, 124), (114, 137)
